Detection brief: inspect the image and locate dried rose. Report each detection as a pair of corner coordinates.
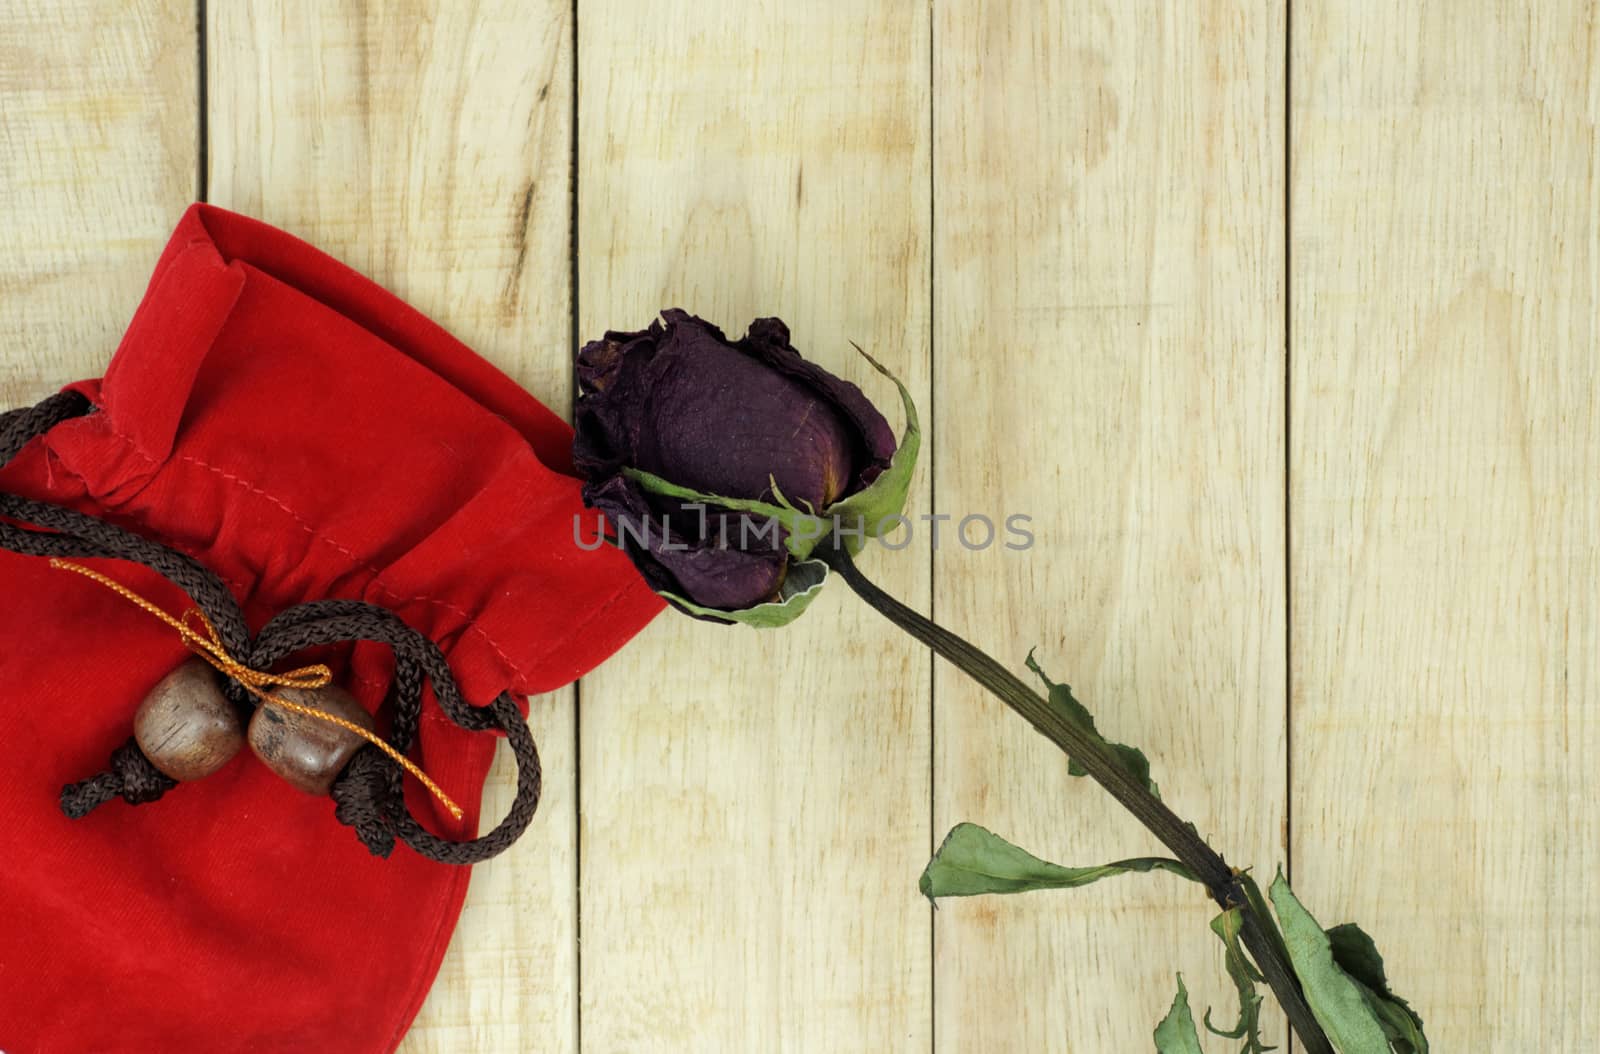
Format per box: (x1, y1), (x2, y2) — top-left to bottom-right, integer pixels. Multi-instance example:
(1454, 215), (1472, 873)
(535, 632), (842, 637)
(573, 309), (917, 626)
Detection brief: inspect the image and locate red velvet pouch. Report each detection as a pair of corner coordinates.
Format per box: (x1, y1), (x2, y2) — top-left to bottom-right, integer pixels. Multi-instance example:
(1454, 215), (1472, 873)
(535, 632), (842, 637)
(0, 205), (661, 1052)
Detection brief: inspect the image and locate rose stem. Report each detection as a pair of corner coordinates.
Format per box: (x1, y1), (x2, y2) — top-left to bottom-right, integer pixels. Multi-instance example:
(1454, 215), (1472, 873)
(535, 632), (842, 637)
(820, 546), (1333, 1054)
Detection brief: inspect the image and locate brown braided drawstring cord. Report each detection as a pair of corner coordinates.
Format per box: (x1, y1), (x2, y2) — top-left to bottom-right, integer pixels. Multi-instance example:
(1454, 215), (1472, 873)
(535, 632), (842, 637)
(0, 392), (542, 865)
(50, 558), (468, 821)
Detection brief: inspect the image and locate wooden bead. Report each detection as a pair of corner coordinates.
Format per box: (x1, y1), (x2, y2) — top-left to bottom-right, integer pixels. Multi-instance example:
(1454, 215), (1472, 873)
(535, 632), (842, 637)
(133, 658), (245, 782)
(248, 684), (375, 796)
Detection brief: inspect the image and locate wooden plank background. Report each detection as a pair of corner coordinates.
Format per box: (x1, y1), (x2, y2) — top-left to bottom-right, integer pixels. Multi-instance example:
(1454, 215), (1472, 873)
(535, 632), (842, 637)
(0, 1), (1593, 1051)
(933, 3), (1287, 1050)
(1290, 2), (1599, 1049)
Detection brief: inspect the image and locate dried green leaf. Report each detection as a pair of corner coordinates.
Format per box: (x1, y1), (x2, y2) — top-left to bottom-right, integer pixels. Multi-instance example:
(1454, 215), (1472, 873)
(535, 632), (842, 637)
(1268, 873), (1390, 1054)
(1236, 871), (1293, 975)
(918, 822), (1196, 901)
(1024, 650), (1160, 799)
(1204, 907), (1275, 1053)
(1326, 923), (1429, 1054)
(1154, 975), (1206, 1054)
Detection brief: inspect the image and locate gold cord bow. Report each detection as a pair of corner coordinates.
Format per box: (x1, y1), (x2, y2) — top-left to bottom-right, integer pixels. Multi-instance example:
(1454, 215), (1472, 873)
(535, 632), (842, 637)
(51, 558), (463, 821)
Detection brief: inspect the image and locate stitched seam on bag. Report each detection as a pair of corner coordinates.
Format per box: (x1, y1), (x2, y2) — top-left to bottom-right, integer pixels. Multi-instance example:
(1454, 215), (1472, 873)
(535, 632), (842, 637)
(43, 432), (509, 739)
(36, 435), (261, 602)
(147, 443), (531, 677)
(40, 430), (567, 740)
(542, 570), (637, 670)
(33, 421), (484, 1052)
(60, 419), (564, 685)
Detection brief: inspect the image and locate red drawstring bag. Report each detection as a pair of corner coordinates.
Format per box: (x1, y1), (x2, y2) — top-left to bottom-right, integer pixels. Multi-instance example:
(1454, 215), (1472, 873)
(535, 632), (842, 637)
(0, 204), (662, 1052)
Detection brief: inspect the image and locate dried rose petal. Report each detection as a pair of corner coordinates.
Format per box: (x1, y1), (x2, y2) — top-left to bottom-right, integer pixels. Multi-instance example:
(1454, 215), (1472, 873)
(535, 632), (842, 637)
(574, 310), (896, 615)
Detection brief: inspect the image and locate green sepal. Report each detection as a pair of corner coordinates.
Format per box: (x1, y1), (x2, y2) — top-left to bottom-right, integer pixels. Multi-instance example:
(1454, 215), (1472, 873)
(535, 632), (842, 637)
(623, 467), (827, 560)
(1024, 650), (1161, 800)
(823, 343), (920, 556)
(657, 560), (829, 629)
(1268, 872), (1391, 1054)
(1154, 975), (1207, 1054)
(625, 345), (917, 561)
(767, 476), (816, 517)
(918, 822), (1196, 901)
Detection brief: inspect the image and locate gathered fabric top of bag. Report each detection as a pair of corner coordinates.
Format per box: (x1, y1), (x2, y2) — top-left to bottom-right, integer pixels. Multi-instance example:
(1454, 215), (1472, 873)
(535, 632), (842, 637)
(0, 204), (662, 1053)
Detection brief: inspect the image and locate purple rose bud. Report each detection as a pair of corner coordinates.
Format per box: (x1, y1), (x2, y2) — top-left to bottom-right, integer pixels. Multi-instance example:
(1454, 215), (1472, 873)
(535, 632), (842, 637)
(574, 310), (898, 616)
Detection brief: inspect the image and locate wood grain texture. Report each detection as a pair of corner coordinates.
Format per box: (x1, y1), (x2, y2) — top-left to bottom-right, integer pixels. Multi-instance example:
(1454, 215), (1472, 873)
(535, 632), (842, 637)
(12, 2), (1600, 1049)
(206, 3), (579, 1050)
(1292, 3), (1600, 1048)
(0, 0), (195, 406)
(933, 3), (1288, 1050)
(574, 2), (932, 1050)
